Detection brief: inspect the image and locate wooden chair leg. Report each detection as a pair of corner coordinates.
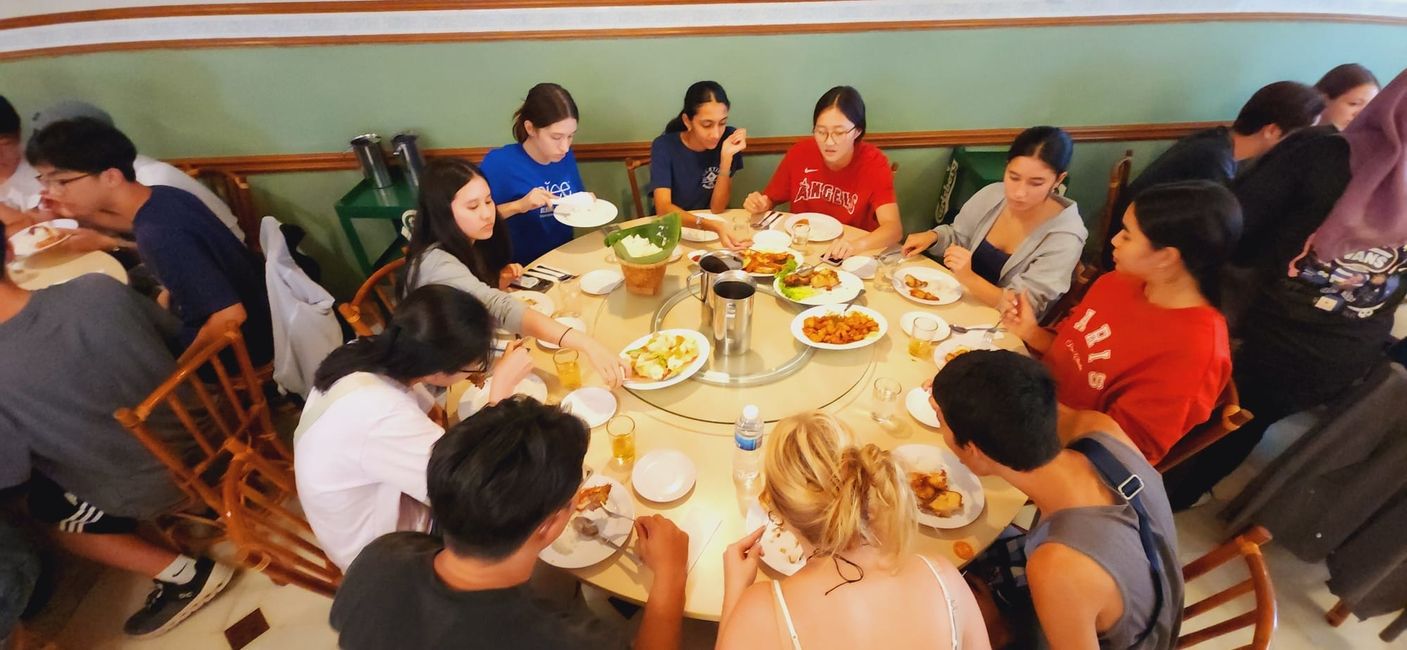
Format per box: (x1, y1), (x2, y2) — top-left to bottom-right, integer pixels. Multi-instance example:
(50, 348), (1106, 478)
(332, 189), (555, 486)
(1326, 599), (1352, 626)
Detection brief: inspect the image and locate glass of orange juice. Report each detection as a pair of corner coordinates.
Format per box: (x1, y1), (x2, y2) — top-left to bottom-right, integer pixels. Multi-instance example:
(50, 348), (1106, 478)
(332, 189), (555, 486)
(553, 349), (582, 390)
(607, 415), (636, 464)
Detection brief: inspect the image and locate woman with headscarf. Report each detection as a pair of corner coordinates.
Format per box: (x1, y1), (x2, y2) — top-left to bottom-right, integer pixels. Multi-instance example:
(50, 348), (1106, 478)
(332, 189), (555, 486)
(1166, 68), (1407, 509)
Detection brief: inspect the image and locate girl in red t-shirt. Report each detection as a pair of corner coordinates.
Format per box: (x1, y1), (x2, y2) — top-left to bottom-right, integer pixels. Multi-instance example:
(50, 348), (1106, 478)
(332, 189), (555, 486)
(1001, 181), (1240, 463)
(744, 86), (901, 260)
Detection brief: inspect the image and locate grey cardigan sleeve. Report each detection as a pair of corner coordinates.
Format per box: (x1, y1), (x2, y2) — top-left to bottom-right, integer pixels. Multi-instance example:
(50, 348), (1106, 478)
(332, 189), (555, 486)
(407, 249), (527, 333)
(1007, 231), (1084, 320)
(926, 182), (1004, 256)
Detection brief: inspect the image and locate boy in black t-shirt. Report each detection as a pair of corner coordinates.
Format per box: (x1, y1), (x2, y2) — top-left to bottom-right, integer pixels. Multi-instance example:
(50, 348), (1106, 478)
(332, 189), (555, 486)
(24, 118), (272, 366)
(332, 398), (691, 650)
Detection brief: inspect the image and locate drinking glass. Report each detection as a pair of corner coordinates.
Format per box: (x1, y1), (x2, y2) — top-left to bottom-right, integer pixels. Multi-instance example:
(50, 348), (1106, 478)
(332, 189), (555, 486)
(607, 415), (637, 464)
(553, 349), (583, 390)
(870, 377), (902, 424)
(732, 213), (751, 241)
(908, 317), (939, 360)
(557, 277), (583, 317)
(874, 253), (899, 291)
(791, 222), (811, 251)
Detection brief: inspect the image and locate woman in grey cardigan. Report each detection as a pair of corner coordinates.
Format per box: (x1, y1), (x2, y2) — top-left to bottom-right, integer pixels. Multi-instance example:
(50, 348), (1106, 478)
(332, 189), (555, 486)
(901, 127), (1086, 319)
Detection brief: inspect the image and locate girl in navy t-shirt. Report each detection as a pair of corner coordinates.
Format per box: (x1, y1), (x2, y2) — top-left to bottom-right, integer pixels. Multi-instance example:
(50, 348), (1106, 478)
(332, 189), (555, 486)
(480, 83), (585, 265)
(649, 81), (748, 247)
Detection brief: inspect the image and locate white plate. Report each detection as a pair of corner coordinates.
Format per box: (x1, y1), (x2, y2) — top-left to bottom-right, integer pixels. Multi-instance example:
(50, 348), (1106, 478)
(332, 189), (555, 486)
(932, 334), (1001, 369)
(776, 213), (843, 242)
(773, 268), (864, 306)
(746, 503), (807, 576)
(790, 304), (889, 351)
(681, 211), (721, 242)
(905, 387), (941, 428)
(750, 230), (791, 252)
(620, 329), (711, 390)
(899, 311), (951, 341)
(511, 291), (555, 315)
(686, 249), (707, 265)
(893, 266), (963, 306)
(458, 372), (548, 417)
(560, 387), (617, 428)
(537, 316), (587, 351)
(8, 221), (75, 257)
(540, 475), (635, 569)
(554, 197), (619, 228)
(892, 444), (986, 529)
(580, 269), (624, 295)
(632, 449), (697, 502)
(739, 249), (802, 278)
(668, 246), (684, 263)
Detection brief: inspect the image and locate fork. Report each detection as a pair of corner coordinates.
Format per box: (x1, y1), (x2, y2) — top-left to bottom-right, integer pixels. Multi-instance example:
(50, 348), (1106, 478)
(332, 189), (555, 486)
(532, 264), (578, 281)
(981, 318), (1003, 347)
(762, 211), (784, 229)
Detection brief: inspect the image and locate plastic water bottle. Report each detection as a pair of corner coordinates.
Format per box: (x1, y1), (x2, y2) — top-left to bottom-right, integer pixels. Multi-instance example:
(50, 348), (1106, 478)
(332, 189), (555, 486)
(733, 405), (764, 489)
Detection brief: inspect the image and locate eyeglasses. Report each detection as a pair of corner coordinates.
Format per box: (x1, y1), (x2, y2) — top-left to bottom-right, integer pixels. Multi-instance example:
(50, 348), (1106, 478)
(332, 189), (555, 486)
(35, 173), (93, 193)
(812, 126), (858, 144)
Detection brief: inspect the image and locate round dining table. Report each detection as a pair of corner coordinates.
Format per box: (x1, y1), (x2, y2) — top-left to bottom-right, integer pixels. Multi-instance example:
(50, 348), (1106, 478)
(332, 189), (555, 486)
(453, 210), (1027, 621)
(7, 248), (128, 290)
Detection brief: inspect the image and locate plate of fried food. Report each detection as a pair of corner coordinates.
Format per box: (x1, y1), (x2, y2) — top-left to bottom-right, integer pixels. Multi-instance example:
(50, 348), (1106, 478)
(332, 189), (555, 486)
(746, 503), (808, 576)
(738, 248), (801, 277)
(8, 220), (76, 257)
(893, 266), (962, 305)
(790, 305), (888, 351)
(893, 444), (985, 529)
(932, 334), (999, 369)
(620, 329), (709, 390)
(541, 475), (636, 569)
(774, 263), (863, 306)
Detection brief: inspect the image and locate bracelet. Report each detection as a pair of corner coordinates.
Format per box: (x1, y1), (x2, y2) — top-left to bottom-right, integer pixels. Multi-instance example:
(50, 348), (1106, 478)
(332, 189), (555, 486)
(556, 327), (573, 348)
(695, 212), (703, 228)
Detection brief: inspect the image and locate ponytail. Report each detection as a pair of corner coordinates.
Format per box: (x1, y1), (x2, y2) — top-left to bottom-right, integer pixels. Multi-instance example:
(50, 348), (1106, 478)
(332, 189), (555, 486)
(312, 335), (393, 393)
(763, 413), (916, 565)
(1129, 181), (1243, 307)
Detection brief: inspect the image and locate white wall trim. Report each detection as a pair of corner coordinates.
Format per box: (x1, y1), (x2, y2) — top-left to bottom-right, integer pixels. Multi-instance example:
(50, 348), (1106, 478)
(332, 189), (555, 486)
(3, 0), (1405, 56)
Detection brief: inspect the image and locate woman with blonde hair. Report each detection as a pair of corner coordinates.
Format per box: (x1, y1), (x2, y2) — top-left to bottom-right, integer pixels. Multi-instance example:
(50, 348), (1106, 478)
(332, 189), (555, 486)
(716, 412), (990, 650)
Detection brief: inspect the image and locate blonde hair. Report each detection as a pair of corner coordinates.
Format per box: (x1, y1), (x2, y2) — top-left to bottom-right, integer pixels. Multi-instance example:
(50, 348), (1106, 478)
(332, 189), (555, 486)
(761, 412), (916, 564)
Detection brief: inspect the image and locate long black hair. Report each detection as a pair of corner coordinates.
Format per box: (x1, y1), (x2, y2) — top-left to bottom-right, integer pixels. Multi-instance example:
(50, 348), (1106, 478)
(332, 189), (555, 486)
(1316, 63), (1380, 99)
(664, 81), (730, 134)
(813, 86), (866, 141)
(512, 83), (579, 143)
(1007, 126), (1073, 175)
(405, 158), (513, 292)
(1130, 180), (1243, 306)
(313, 285), (493, 392)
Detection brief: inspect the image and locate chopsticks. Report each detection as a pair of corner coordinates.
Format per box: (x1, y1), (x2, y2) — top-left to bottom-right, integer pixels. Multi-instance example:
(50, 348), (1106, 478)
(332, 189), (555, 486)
(527, 264), (577, 281)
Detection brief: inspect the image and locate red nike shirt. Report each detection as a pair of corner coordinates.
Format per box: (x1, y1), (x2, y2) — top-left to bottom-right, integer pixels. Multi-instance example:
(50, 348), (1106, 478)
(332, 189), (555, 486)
(1044, 272), (1232, 463)
(763, 138), (895, 231)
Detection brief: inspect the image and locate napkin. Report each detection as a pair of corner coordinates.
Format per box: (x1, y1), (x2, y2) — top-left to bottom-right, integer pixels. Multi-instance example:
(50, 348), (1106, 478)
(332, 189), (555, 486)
(675, 508), (722, 575)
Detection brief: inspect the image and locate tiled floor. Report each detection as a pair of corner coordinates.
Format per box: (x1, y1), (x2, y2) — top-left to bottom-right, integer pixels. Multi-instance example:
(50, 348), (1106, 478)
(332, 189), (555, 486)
(56, 415), (1400, 649)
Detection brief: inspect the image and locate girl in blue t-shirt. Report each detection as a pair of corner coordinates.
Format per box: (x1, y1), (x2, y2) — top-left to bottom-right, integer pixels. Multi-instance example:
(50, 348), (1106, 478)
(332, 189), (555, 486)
(649, 81), (748, 247)
(480, 83), (586, 265)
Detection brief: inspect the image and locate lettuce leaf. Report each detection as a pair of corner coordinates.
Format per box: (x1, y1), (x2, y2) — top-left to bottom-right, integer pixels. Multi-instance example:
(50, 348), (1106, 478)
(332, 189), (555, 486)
(775, 258), (816, 301)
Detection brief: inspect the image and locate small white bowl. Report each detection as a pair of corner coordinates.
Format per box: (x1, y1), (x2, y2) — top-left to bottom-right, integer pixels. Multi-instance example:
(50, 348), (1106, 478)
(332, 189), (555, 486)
(841, 255), (876, 279)
(580, 269), (624, 295)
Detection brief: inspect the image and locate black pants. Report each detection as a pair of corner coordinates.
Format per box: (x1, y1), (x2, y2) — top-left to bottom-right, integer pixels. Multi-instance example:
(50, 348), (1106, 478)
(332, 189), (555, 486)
(1164, 354), (1378, 510)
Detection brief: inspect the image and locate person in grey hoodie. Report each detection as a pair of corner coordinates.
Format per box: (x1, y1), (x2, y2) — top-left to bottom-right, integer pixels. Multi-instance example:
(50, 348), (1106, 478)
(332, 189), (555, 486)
(902, 127), (1086, 319)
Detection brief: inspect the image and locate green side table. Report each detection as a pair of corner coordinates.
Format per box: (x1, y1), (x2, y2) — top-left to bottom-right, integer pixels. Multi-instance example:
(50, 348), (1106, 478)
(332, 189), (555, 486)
(935, 146), (1008, 225)
(335, 172), (418, 275)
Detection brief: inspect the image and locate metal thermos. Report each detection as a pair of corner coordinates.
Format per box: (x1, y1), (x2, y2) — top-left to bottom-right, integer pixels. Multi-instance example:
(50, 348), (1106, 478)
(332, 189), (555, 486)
(350, 134), (393, 188)
(710, 270), (755, 356)
(689, 251), (743, 322)
(391, 132), (426, 188)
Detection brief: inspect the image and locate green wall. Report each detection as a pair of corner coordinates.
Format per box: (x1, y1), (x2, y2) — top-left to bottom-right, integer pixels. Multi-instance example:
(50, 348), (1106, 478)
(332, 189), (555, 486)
(2, 21), (1403, 295)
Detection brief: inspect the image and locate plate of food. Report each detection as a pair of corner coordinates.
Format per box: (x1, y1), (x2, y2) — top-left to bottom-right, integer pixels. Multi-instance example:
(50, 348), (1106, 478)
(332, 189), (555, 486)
(541, 475), (635, 569)
(790, 305), (888, 351)
(932, 334), (999, 369)
(773, 262), (863, 306)
(458, 372), (549, 417)
(620, 329), (709, 390)
(893, 266), (962, 306)
(775, 212), (843, 242)
(892, 444), (985, 529)
(8, 221), (74, 257)
(552, 193), (619, 228)
(511, 291), (555, 316)
(746, 503), (807, 576)
(738, 248), (801, 277)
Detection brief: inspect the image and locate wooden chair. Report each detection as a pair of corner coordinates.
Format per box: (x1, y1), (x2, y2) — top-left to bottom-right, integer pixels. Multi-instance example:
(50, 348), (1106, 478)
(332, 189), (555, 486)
(1179, 526), (1277, 649)
(338, 257), (407, 338)
(114, 326), (293, 520)
(1090, 149), (1135, 272)
(1039, 260), (1102, 327)
(189, 168), (260, 254)
(624, 156), (651, 219)
(222, 454), (342, 597)
(1156, 380), (1254, 473)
